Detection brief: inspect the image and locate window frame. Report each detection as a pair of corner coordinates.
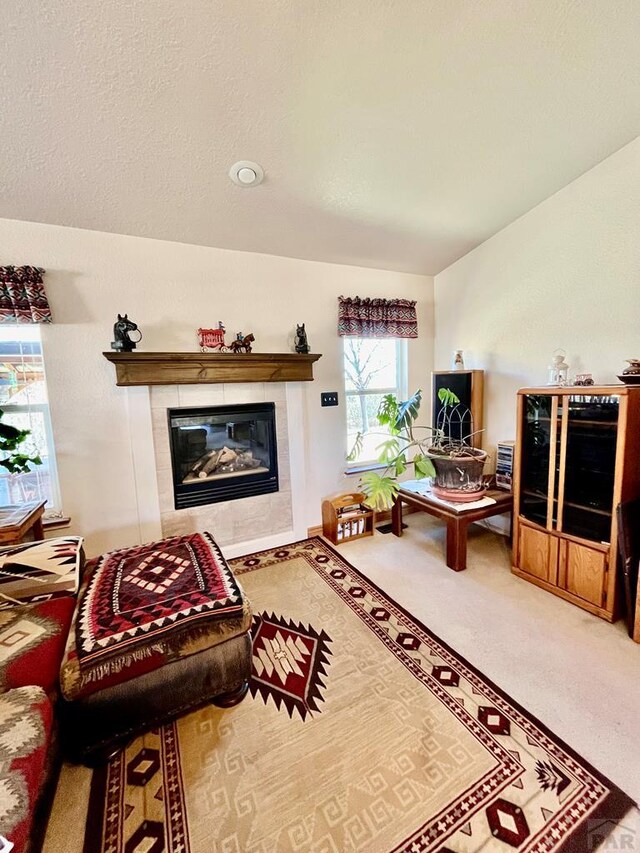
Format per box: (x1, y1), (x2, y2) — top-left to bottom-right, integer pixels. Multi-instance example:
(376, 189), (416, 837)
(343, 337), (408, 469)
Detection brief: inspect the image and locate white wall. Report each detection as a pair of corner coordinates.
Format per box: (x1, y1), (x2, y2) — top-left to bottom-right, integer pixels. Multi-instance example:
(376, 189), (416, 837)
(0, 219), (433, 555)
(434, 137), (640, 467)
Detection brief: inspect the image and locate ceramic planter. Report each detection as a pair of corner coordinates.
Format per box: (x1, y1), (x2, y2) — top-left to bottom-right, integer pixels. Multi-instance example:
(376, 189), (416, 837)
(426, 448), (487, 501)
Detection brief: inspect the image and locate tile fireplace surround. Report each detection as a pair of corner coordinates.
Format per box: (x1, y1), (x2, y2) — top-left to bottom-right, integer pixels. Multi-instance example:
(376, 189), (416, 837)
(125, 381), (307, 558)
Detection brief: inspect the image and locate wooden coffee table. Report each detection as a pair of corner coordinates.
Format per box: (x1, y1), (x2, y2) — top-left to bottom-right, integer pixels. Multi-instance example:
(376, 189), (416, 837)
(0, 500), (47, 546)
(391, 486), (513, 571)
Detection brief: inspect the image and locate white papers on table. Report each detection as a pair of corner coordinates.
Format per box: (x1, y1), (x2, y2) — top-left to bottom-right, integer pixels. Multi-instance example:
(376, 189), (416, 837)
(400, 480), (497, 513)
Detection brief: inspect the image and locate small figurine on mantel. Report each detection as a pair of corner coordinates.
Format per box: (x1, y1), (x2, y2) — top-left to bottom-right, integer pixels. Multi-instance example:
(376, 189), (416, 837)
(228, 332), (255, 353)
(197, 322), (227, 352)
(111, 314), (142, 352)
(295, 323), (310, 354)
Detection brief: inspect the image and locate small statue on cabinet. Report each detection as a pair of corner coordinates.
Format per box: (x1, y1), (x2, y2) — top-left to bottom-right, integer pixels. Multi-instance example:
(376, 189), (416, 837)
(111, 314), (142, 352)
(547, 350), (569, 386)
(295, 323), (310, 354)
(574, 373), (594, 386)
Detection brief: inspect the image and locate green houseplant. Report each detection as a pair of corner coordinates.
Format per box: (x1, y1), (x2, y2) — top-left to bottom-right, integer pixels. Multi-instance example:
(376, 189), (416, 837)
(425, 388), (487, 501)
(349, 388), (486, 510)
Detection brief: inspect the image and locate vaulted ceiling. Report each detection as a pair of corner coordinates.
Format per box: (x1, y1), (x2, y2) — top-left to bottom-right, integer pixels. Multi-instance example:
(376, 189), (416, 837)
(2, 1), (639, 274)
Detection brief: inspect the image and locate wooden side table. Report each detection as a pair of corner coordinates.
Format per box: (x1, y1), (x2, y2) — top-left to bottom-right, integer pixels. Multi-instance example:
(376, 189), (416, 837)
(0, 500), (47, 546)
(392, 487), (512, 571)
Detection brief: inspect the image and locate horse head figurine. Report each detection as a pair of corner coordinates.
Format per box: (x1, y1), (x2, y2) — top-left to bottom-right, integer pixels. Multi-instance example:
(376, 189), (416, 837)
(111, 313), (142, 352)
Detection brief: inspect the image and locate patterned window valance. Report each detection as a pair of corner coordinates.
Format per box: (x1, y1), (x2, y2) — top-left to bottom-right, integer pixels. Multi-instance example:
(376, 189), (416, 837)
(338, 296), (417, 338)
(0, 266), (52, 324)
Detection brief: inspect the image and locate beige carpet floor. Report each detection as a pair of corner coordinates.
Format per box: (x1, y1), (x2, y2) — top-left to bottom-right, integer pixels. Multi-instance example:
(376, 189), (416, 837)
(345, 515), (640, 805)
(43, 523), (639, 851)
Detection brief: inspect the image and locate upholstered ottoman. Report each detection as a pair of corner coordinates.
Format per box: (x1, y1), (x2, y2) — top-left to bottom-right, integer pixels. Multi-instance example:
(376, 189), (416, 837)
(59, 532), (252, 763)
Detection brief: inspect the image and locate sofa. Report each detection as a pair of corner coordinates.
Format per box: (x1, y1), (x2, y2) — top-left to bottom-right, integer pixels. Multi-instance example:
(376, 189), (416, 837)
(0, 536), (83, 853)
(0, 597), (75, 853)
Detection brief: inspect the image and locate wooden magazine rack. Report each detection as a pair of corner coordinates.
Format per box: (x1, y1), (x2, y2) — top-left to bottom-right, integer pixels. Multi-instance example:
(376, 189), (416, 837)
(321, 492), (374, 545)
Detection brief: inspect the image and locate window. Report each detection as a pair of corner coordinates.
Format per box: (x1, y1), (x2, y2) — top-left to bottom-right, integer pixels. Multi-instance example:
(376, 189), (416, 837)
(344, 337), (407, 466)
(0, 326), (61, 513)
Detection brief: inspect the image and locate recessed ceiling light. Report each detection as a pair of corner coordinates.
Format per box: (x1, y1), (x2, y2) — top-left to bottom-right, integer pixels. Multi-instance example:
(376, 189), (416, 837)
(229, 161), (264, 188)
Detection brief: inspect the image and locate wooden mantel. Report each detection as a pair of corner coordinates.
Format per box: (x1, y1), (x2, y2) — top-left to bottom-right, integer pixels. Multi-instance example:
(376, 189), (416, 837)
(103, 351), (322, 386)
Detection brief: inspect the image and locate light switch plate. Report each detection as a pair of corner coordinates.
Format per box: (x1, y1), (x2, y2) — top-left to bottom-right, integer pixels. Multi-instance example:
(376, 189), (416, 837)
(321, 392), (339, 407)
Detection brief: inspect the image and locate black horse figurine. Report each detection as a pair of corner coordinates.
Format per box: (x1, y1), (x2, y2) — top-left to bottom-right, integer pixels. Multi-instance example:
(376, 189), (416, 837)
(111, 314), (142, 352)
(228, 332), (255, 353)
(295, 323), (310, 354)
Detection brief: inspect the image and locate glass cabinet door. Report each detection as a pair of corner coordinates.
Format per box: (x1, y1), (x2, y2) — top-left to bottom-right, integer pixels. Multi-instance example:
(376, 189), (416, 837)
(520, 394), (558, 528)
(560, 394), (618, 544)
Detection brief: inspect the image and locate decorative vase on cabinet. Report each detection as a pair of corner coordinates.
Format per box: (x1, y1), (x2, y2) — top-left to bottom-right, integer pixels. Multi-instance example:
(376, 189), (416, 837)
(512, 386), (640, 627)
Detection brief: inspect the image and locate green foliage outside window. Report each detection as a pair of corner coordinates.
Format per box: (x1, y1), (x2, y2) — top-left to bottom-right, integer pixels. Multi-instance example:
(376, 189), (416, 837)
(0, 407), (43, 475)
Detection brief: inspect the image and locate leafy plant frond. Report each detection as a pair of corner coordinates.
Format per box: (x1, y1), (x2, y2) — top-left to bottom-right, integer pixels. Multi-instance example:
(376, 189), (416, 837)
(377, 394), (400, 434)
(360, 472), (400, 511)
(376, 438), (401, 464)
(413, 452), (436, 479)
(394, 389), (422, 432)
(346, 432), (364, 462)
(394, 455), (407, 477)
(437, 387), (460, 407)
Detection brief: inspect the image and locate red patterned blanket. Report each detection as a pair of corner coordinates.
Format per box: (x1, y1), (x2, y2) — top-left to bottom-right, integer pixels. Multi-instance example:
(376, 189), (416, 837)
(76, 532), (245, 667)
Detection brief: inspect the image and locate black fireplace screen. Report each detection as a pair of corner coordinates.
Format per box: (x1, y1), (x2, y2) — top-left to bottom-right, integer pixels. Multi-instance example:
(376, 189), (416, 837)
(168, 403), (278, 509)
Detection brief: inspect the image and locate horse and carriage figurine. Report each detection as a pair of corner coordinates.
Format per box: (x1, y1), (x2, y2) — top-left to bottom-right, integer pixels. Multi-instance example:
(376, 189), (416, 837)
(197, 323), (255, 353)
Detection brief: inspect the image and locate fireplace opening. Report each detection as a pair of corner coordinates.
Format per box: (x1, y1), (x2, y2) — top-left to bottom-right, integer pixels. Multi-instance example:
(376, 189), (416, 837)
(168, 403), (278, 509)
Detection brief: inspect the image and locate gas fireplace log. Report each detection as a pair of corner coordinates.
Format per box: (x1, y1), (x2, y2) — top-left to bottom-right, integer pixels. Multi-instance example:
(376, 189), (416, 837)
(188, 450), (217, 477)
(196, 446), (240, 478)
(185, 445), (260, 481)
(198, 450), (224, 478)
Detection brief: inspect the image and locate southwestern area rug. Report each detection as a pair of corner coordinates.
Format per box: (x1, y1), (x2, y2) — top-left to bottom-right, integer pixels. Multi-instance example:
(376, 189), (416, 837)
(45, 537), (633, 852)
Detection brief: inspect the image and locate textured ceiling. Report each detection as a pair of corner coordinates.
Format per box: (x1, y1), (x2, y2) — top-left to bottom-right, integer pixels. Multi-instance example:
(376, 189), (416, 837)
(2, 1), (639, 274)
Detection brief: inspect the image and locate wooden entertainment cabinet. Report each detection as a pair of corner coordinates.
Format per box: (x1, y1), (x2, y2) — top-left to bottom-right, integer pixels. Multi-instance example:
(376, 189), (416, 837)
(512, 386), (640, 622)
